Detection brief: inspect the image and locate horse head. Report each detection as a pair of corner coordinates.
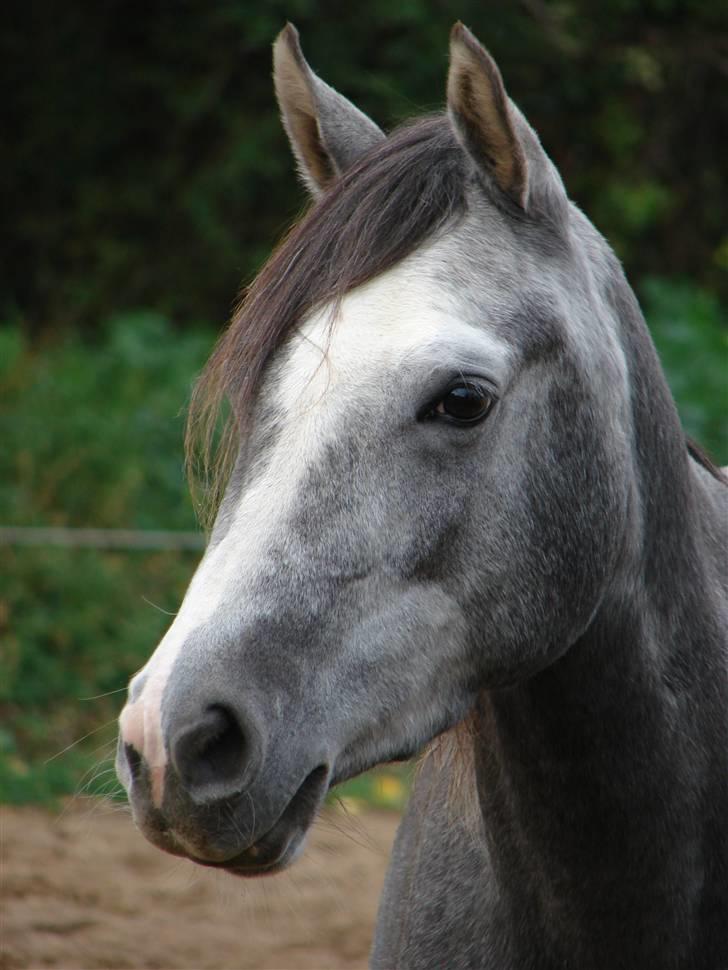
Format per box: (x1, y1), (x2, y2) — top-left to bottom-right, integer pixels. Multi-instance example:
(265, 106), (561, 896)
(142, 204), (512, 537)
(117, 24), (643, 876)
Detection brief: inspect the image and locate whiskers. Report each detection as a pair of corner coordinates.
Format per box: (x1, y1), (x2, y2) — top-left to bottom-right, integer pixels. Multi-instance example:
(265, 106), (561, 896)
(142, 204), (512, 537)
(77, 685), (129, 702)
(316, 796), (385, 856)
(53, 736), (128, 828)
(42, 685), (130, 823)
(44, 716), (120, 765)
(141, 595), (178, 617)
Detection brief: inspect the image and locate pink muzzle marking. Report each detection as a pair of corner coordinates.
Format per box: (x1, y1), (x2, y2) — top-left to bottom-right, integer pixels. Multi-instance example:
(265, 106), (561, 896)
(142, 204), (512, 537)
(119, 680), (168, 808)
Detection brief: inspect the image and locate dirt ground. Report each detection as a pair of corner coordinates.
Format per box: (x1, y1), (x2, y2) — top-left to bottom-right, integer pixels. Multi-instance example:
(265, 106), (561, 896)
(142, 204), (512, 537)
(1, 800), (400, 970)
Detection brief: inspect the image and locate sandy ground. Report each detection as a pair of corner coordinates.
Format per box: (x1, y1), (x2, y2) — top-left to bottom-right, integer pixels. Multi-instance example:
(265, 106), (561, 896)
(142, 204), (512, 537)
(1, 800), (400, 970)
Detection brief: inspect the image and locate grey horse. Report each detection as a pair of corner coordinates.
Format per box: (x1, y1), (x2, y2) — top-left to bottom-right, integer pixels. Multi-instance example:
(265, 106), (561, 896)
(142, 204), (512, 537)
(116, 23), (728, 970)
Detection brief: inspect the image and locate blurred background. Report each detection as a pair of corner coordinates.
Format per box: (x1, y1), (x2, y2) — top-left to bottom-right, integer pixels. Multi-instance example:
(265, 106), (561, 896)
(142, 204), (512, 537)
(1, 0), (726, 806)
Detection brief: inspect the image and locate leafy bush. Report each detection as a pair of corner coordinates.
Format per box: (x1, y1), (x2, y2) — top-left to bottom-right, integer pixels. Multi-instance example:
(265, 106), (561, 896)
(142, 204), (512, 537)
(4, 1), (727, 332)
(0, 313), (211, 530)
(1, 314), (209, 802)
(641, 277), (727, 461)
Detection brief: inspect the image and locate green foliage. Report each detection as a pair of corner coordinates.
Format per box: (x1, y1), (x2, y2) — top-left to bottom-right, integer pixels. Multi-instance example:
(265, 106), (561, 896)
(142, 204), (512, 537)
(641, 278), (728, 460)
(1, 546), (198, 804)
(0, 314), (209, 802)
(0, 313), (211, 530)
(1, 284), (725, 803)
(3, 1), (727, 332)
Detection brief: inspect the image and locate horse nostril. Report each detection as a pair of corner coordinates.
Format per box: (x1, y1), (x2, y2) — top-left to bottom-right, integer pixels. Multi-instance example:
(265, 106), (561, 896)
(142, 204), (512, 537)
(124, 743), (143, 781)
(171, 705), (249, 794)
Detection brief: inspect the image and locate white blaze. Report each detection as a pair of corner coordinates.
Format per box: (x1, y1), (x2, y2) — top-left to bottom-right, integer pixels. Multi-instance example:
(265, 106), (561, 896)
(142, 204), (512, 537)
(118, 248), (511, 805)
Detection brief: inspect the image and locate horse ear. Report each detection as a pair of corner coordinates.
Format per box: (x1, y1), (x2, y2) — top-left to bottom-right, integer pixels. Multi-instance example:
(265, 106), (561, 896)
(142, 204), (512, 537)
(447, 23), (529, 208)
(273, 24), (385, 196)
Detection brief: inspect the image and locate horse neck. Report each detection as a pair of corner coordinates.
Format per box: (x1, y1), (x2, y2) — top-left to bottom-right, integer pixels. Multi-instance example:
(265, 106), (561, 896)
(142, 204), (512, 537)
(472, 270), (728, 964)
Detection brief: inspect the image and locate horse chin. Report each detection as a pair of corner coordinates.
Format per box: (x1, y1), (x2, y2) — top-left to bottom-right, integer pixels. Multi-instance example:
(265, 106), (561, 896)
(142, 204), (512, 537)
(213, 828), (307, 878)
(194, 762), (330, 879)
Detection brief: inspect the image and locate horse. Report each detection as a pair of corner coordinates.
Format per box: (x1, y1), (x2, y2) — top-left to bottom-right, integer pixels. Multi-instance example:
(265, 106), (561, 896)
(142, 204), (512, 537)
(116, 23), (728, 969)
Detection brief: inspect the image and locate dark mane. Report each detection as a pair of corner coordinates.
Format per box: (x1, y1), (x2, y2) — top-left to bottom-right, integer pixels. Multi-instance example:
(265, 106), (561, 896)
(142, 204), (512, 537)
(187, 116), (467, 518)
(687, 437), (728, 485)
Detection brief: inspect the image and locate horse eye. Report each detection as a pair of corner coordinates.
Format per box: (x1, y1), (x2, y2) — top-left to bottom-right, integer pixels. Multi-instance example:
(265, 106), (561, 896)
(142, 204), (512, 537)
(433, 382), (494, 425)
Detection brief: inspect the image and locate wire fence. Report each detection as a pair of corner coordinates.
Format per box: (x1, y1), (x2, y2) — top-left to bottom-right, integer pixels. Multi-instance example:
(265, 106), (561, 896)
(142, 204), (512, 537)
(0, 527), (205, 551)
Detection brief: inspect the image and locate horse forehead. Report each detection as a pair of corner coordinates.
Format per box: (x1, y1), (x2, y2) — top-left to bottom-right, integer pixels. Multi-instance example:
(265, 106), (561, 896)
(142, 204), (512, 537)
(271, 258), (512, 415)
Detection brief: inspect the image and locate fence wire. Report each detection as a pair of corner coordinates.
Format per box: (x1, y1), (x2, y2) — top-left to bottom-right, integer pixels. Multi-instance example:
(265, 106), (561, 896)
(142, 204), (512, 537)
(0, 527), (205, 551)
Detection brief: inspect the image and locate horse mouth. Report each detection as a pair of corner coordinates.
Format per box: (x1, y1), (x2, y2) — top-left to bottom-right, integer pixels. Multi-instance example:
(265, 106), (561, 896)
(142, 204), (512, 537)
(197, 763), (330, 877)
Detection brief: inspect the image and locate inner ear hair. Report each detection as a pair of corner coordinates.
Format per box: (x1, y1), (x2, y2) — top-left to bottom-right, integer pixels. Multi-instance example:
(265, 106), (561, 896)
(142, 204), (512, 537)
(447, 23), (528, 209)
(273, 27), (336, 190)
(273, 23), (385, 196)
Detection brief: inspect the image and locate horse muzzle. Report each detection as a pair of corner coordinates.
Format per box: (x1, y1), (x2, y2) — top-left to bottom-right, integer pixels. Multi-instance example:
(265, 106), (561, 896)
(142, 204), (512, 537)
(116, 692), (332, 876)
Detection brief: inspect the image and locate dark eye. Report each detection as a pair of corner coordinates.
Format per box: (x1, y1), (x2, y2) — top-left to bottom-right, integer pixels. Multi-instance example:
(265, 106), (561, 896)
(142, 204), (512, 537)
(432, 381), (494, 425)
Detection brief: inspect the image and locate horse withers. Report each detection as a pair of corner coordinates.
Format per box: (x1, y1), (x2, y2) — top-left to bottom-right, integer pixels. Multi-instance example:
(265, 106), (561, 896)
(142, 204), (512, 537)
(116, 23), (728, 970)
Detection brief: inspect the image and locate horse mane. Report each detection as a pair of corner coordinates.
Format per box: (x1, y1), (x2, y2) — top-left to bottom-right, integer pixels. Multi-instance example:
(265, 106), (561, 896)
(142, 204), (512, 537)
(687, 438), (728, 485)
(185, 116), (467, 523)
(419, 712), (481, 829)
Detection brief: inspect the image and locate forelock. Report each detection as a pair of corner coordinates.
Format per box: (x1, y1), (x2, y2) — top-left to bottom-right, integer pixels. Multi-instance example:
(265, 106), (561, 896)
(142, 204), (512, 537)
(187, 115), (468, 519)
